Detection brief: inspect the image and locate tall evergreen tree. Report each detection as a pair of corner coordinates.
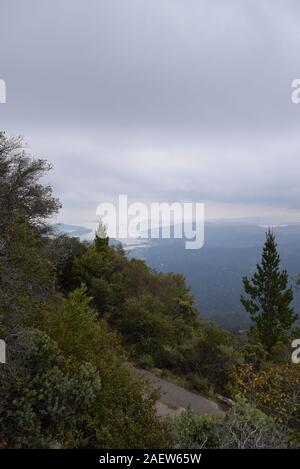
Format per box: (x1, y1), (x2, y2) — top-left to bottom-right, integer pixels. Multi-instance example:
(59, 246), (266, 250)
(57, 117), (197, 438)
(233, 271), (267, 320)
(241, 230), (297, 352)
(95, 218), (110, 254)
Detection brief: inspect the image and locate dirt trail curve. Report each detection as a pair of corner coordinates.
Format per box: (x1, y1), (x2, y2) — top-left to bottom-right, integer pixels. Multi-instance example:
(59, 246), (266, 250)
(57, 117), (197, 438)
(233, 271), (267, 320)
(136, 368), (224, 418)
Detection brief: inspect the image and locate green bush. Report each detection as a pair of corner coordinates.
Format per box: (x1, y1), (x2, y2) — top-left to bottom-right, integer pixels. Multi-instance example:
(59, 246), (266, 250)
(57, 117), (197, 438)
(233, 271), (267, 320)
(139, 354), (155, 369)
(171, 397), (288, 449)
(171, 409), (222, 449)
(188, 373), (212, 395)
(0, 329), (101, 448)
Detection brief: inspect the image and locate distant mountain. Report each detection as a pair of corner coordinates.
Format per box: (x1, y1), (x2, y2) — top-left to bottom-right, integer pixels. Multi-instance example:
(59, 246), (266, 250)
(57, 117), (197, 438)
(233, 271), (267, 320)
(53, 223), (93, 237)
(128, 222), (300, 331)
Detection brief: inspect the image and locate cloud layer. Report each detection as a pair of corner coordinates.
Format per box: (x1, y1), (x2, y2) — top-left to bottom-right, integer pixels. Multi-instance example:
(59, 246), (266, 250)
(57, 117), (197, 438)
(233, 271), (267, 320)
(1, 0), (300, 223)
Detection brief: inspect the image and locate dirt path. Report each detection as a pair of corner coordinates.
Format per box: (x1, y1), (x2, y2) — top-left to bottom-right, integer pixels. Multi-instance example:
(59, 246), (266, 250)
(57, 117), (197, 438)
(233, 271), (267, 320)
(137, 369), (224, 418)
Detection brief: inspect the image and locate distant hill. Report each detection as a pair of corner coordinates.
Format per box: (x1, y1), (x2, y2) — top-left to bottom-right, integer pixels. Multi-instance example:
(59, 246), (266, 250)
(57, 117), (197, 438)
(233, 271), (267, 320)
(128, 222), (300, 332)
(53, 223), (93, 237)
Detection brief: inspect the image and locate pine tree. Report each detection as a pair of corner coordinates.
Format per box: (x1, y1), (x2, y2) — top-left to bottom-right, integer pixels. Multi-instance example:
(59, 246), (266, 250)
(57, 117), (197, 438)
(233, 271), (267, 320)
(95, 218), (109, 254)
(241, 229), (297, 352)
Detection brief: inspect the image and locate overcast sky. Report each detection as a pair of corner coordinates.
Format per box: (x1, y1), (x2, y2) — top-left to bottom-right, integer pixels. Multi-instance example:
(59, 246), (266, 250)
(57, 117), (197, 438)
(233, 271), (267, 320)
(1, 0), (300, 224)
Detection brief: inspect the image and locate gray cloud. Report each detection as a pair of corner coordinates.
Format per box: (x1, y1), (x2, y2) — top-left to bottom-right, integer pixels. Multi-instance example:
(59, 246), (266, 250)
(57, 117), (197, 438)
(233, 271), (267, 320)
(1, 0), (300, 223)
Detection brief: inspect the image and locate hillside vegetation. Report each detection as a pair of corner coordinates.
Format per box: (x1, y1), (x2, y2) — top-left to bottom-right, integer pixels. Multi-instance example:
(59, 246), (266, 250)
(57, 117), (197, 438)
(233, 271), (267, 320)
(0, 133), (299, 448)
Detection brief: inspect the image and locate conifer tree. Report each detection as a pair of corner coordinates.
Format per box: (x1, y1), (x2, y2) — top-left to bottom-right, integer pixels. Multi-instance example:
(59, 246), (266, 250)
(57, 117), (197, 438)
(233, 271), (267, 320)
(95, 218), (109, 253)
(241, 230), (297, 352)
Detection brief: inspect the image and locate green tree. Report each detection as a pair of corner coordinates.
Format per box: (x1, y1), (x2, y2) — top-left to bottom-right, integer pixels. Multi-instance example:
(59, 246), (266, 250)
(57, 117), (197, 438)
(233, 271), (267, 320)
(0, 132), (171, 449)
(0, 132), (60, 233)
(182, 322), (242, 393)
(0, 133), (60, 329)
(241, 230), (297, 352)
(38, 287), (171, 448)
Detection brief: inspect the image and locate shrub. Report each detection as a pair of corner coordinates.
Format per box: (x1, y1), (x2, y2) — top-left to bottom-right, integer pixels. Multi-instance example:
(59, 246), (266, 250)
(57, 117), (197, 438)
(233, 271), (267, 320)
(171, 409), (222, 449)
(188, 373), (212, 395)
(0, 329), (101, 448)
(218, 397), (288, 449)
(139, 354), (155, 369)
(171, 397), (288, 449)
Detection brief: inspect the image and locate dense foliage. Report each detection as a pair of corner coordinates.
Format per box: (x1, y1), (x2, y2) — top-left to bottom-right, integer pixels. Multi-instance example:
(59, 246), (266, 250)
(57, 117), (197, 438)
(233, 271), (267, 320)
(1, 132), (299, 449)
(171, 397), (288, 449)
(0, 133), (169, 448)
(228, 363), (300, 444)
